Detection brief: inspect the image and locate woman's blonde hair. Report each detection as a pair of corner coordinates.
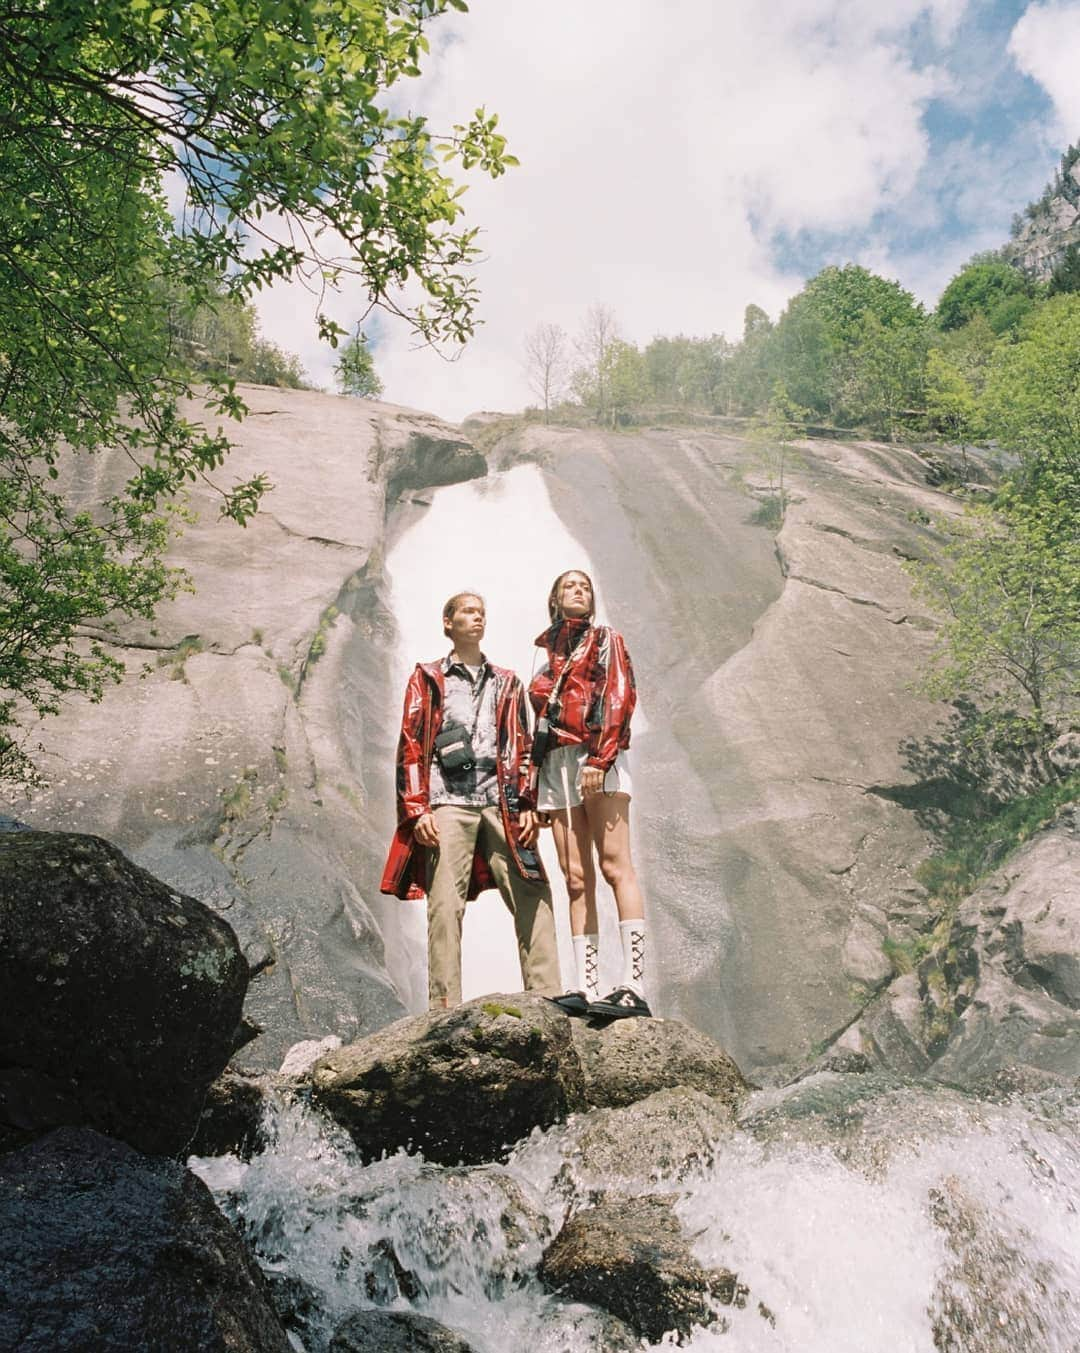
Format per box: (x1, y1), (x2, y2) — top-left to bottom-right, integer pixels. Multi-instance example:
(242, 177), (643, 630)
(547, 570), (595, 623)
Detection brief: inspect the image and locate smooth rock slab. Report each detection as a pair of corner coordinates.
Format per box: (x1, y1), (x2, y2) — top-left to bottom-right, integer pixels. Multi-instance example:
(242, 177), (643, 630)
(0, 831), (247, 1156)
(0, 1127), (290, 1353)
(310, 994), (587, 1165)
(331, 1308), (478, 1352)
(538, 1193), (743, 1343)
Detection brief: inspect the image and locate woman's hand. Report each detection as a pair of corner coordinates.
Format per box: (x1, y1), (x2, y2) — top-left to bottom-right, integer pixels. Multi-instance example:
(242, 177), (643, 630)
(518, 810), (540, 847)
(579, 766), (605, 798)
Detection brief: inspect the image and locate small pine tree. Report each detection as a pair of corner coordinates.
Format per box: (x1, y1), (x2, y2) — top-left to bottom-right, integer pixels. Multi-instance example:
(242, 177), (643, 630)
(336, 328), (384, 398)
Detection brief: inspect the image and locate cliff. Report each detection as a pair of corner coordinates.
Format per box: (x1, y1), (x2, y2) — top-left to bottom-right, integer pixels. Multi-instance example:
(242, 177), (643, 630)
(17, 388), (1077, 1082)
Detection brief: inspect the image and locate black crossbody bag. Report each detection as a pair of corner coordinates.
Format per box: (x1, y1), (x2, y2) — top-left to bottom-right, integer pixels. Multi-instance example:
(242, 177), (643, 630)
(434, 665), (490, 774)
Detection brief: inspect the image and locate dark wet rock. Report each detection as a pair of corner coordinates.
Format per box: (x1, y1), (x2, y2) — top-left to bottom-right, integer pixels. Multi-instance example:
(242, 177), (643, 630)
(310, 994), (751, 1166)
(569, 1013), (750, 1111)
(0, 1126), (290, 1353)
(189, 1068), (274, 1161)
(310, 993), (587, 1165)
(331, 1308), (478, 1352)
(551, 1088), (736, 1201)
(0, 830), (247, 1156)
(538, 1193), (744, 1343)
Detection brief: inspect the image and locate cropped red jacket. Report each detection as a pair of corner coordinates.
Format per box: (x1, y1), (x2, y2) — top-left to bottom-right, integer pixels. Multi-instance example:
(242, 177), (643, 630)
(528, 618), (637, 774)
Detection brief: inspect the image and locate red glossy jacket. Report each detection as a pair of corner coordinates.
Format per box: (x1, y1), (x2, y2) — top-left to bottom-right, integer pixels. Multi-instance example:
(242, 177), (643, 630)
(528, 618), (637, 776)
(379, 659), (547, 901)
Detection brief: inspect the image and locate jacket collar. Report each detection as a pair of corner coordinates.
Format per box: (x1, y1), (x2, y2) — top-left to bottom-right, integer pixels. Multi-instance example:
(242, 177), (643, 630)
(535, 616), (593, 655)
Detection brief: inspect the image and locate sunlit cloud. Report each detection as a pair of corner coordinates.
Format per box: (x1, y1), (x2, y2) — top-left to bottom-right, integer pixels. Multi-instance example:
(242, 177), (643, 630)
(240, 0), (1067, 420)
(1009, 1), (1080, 139)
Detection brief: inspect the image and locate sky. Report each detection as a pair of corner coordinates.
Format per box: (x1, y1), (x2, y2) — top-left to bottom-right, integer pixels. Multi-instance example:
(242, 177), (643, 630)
(248, 0), (1080, 422)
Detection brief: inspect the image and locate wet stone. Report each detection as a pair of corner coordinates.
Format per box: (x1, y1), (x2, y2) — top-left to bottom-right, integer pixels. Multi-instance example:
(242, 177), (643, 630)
(330, 1308), (478, 1352)
(538, 1192), (745, 1344)
(0, 1127), (290, 1353)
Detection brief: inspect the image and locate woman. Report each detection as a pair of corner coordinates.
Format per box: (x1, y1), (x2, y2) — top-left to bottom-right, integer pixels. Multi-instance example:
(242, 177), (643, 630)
(529, 569), (650, 1018)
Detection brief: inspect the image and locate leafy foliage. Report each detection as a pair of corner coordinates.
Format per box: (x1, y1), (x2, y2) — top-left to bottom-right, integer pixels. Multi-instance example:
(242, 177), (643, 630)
(0, 0), (513, 784)
(935, 261), (1032, 334)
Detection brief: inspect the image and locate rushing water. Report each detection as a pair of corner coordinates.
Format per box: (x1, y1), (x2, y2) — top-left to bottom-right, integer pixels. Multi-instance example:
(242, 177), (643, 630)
(192, 1078), (1080, 1352)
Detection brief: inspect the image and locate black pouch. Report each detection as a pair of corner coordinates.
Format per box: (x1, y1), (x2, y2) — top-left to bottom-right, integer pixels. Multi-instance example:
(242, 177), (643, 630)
(434, 722), (474, 773)
(531, 714), (551, 766)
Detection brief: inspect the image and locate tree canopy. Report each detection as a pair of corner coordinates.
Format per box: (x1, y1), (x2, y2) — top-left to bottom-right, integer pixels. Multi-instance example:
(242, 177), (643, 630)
(935, 260), (1032, 334)
(0, 0), (514, 783)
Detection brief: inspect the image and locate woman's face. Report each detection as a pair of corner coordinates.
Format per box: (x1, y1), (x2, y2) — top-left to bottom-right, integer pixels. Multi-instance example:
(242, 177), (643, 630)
(559, 572), (593, 619)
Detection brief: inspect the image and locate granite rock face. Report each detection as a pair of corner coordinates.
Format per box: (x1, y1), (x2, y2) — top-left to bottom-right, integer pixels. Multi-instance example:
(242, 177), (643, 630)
(0, 830), (246, 1156)
(20, 383), (1070, 1086)
(0, 1127), (291, 1353)
(491, 423), (996, 1076)
(23, 388), (484, 1069)
(833, 809), (1080, 1084)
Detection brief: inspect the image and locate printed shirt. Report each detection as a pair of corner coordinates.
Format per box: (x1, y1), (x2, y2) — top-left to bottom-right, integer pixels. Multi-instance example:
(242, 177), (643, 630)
(428, 654), (500, 808)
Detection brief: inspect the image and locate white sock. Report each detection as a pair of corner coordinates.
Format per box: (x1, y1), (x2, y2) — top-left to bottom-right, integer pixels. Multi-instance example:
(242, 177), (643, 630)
(573, 933), (599, 998)
(619, 919), (646, 997)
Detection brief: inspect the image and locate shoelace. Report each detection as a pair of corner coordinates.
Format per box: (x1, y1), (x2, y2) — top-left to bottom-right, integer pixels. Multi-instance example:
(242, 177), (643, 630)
(631, 930), (645, 984)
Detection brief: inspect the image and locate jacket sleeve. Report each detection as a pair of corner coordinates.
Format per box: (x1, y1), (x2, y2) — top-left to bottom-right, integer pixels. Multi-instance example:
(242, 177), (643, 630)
(396, 666), (431, 825)
(512, 677), (538, 812)
(586, 627), (637, 771)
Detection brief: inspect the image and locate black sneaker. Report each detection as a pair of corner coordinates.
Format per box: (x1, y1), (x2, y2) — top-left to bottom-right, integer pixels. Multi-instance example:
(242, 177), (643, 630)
(588, 986), (652, 1019)
(545, 990), (591, 1016)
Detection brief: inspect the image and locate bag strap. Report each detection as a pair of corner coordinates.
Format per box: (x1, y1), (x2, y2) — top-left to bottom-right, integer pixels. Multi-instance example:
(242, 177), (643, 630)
(546, 627), (593, 724)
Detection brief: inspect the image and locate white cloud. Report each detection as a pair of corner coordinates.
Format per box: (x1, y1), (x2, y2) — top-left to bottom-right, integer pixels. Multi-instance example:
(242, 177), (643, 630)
(1009, 2), (1080, 140)
(252, 0), (962, 419)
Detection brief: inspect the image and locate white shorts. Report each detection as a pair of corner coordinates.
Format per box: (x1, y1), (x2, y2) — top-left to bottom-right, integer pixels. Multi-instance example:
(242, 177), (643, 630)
(536, 744), (633, 811)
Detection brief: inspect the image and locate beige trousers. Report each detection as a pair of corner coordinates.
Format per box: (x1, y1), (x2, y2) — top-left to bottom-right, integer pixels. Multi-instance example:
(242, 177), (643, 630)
(426, 803), (561, 1009)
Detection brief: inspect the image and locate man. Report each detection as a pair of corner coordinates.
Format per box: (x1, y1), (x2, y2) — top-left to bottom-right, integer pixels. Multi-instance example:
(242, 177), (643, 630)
(380, 591), (561, 1009)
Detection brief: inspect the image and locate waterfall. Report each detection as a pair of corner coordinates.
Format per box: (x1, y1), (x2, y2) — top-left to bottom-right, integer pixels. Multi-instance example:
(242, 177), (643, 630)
(382, 464), (646, 1007)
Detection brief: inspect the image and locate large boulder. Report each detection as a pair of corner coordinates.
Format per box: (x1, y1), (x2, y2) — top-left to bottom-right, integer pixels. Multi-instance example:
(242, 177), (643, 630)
(0, 830), (247, 1156)
(0, 1127), (290, 1352)
(310, 994), (750, 1166)
(310, 994), (587, 1165)
(538, 1193), (744, 1343)
(569, 1015), (749, 1110)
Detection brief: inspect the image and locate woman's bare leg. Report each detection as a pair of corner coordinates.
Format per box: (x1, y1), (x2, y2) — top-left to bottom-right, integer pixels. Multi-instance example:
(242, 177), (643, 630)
(583, 793), (644, 921)
(550, 805), (597, 935)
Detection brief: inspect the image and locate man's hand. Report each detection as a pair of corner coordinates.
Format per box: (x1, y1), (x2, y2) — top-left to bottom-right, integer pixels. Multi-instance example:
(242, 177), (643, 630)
(413, 812), (439, 847)
(580, 766), (605, 798)
(518, 809), (539, 847)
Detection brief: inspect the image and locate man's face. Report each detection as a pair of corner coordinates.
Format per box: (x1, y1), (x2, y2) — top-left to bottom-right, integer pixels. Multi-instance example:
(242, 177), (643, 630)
(445, 595), (486, 647)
